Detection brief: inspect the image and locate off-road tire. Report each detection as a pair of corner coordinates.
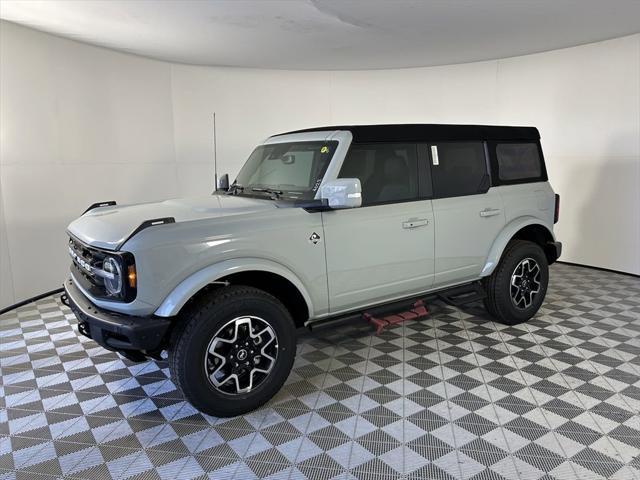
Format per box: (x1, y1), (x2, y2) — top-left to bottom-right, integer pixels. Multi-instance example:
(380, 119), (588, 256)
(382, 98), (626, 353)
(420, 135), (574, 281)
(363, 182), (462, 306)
(483, 240), (549, 325)
(169, 285), (296, 417)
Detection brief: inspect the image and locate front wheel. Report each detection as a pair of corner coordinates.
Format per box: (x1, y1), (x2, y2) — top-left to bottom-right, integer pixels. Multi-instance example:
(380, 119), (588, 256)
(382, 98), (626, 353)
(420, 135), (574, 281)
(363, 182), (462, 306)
(169, 286), (296, 417)
(483, 240), (549, 325)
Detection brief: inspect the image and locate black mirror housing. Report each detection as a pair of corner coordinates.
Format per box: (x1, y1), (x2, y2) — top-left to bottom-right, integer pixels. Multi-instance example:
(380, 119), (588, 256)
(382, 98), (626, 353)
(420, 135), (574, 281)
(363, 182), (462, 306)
(217, 173), (229, 191)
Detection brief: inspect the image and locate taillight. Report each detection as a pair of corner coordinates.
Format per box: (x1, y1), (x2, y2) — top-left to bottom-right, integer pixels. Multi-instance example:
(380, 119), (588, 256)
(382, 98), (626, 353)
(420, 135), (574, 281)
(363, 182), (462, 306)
(554, 194), (560, 224)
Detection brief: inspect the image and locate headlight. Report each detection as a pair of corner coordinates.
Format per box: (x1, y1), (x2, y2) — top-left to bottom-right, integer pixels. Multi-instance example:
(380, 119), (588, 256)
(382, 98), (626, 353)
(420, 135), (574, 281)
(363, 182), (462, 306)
(102, 257), (123, 296)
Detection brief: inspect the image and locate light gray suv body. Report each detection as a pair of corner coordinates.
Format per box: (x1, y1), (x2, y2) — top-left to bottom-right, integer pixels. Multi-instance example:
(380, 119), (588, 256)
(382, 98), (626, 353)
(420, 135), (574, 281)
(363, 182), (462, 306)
(63, 124), (561, 416)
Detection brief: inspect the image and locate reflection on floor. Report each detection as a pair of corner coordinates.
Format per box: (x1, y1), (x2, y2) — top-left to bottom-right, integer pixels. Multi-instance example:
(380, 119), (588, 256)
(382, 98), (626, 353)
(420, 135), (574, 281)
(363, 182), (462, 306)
(1, 264), (640, 479)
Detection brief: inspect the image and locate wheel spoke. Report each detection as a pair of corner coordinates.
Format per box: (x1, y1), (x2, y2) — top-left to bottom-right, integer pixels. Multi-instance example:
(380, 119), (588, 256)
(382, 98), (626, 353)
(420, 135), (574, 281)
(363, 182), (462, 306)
(525, 289), (534, 307)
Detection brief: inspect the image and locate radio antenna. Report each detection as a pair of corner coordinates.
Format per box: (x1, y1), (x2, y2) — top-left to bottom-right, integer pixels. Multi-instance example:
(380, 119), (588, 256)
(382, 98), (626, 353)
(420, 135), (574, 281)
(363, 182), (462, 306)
(213, 112), (218, 190)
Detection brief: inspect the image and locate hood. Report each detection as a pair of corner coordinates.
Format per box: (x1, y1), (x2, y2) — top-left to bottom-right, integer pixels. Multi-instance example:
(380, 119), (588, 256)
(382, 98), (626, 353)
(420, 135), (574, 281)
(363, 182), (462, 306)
(67, 195), (275, 250)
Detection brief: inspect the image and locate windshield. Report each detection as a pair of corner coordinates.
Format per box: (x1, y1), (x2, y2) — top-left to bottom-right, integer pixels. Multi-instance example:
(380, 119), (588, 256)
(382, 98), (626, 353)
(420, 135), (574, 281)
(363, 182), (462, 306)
(233, 141), (338, 200)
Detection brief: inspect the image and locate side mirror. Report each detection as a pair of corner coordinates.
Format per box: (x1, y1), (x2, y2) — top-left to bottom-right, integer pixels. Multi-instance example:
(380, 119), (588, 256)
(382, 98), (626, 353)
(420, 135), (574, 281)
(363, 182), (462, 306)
(217, 173), (229, 191)
(320, 178), (362, 209)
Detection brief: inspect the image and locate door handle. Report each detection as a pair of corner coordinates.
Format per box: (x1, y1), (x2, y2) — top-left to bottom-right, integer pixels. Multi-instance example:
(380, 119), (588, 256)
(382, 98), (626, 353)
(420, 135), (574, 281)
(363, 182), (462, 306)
(402, 218), (429, 229)
(479, 208), (502, 218)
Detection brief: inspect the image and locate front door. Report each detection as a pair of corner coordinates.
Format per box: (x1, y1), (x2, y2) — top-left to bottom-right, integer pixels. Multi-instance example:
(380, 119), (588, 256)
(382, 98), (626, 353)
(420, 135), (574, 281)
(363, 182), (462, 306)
(322, 143), (435, 314)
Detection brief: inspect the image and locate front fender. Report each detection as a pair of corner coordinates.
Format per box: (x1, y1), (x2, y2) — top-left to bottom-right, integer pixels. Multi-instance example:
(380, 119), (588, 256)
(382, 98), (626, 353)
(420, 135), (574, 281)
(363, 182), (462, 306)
(153, 258), (315, 318)
(480, 217), (555, 277)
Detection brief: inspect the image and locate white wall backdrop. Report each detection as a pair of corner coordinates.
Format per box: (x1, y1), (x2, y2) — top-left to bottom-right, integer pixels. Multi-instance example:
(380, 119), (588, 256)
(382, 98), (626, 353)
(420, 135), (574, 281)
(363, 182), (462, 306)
(1, 20), (638, 307)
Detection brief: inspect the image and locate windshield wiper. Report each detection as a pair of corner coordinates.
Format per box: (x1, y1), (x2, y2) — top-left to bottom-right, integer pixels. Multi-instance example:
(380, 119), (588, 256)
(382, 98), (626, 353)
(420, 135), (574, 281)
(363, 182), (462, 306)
(251, 187), (283, 199)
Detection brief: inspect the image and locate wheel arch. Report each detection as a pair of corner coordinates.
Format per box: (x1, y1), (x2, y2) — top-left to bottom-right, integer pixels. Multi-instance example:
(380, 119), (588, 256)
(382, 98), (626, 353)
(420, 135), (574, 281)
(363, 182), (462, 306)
(481, 218), (557, 277)
(154, 258), (314, 326)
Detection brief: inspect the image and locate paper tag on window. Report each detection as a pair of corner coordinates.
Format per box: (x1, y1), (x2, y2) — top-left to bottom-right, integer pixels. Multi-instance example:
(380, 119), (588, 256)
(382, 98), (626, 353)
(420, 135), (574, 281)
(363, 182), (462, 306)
(431, 145), (439, 165)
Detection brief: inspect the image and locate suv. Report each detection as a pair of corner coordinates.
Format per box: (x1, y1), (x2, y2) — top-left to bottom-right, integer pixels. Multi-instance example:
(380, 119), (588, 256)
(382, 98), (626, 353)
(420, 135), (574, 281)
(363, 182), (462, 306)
(62, 124), (561, 416)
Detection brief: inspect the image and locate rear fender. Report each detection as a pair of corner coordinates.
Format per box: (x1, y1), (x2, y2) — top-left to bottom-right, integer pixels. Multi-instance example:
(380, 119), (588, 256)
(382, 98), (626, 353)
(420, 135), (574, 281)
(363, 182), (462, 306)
(480, 217), (555, 277)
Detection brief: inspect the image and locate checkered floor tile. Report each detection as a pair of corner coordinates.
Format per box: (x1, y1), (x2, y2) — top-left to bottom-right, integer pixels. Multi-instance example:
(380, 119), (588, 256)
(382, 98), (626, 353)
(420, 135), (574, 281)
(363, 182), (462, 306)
(1, 263), (640, 479)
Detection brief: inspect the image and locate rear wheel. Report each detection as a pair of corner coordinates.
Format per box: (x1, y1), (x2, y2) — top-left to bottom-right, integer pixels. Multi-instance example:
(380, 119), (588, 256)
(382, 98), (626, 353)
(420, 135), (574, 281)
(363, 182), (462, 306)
(483, 240), (548, 325)
(169, 286), (296, 417)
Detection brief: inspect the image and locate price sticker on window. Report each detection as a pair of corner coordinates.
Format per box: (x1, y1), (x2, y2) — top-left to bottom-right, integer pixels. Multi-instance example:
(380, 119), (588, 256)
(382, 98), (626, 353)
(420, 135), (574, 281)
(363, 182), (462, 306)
(431, 145), (439, 165)
(320, 146), (329, 154)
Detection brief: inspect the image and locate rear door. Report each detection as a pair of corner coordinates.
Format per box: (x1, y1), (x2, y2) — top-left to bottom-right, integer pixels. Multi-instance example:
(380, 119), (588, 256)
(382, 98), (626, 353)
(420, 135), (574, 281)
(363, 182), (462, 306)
(322, 143), (435, 314)
(427, 142), (505, 286)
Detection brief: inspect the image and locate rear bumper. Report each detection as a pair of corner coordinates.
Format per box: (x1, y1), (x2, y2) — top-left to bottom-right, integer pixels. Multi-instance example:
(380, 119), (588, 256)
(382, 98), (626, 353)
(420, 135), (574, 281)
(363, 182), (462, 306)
(62, 277), (171, 358)
(546, 241), (562, 264)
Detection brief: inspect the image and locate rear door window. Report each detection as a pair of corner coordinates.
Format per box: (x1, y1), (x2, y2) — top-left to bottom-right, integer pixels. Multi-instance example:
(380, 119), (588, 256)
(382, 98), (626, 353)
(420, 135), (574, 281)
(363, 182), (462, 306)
(495, 142), (543, 182)
(429, 142), (488, 198)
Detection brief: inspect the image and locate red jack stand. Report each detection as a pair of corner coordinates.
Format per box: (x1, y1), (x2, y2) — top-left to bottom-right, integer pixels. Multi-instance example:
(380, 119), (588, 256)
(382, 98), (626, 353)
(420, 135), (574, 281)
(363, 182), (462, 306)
(363, 300), (429, 334)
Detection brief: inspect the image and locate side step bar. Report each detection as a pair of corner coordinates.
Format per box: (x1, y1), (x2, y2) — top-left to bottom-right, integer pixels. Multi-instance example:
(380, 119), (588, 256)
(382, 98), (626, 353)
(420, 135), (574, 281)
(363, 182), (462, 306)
(309, 281), (486, 333)
(309, 295), (431, 333)
(437, 282), (486, 307)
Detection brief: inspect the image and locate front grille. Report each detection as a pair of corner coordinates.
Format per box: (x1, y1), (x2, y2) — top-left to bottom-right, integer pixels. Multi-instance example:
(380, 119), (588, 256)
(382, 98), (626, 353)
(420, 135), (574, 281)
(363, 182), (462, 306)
(68, 236), (137, 303)
(68, 237), (108, 293)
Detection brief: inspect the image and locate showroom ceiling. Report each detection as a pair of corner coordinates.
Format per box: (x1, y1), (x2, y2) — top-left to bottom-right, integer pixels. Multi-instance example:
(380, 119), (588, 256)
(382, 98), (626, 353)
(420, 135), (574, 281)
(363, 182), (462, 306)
(2, 0), (640, 70)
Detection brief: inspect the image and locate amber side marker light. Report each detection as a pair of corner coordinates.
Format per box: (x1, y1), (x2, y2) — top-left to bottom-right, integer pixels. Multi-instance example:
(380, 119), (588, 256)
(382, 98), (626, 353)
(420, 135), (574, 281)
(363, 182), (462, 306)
(128, 265), (137, 289)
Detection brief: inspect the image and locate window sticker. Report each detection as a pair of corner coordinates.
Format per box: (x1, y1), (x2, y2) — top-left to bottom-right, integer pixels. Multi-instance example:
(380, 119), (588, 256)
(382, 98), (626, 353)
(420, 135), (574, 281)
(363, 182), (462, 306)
(320, 146), (329, 154)
(431, 145), (439, 165)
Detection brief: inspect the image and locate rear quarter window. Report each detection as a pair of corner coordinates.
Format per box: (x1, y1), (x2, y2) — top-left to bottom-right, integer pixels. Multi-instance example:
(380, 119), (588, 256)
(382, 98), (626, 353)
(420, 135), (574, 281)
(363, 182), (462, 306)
(494, 142), (546, 183)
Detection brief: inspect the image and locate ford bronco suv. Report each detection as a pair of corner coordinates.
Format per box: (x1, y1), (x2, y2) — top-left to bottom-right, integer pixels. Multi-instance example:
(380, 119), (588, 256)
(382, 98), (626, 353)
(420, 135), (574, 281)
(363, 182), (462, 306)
(62, 124), (561, 417)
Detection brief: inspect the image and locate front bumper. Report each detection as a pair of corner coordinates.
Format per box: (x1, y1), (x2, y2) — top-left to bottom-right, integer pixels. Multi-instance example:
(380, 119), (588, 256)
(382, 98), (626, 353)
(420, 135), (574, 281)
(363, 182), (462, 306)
(62, 277), (171, 359)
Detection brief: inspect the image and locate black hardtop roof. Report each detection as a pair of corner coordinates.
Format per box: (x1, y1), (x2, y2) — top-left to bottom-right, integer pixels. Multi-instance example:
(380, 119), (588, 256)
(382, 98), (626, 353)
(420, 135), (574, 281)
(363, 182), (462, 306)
(276, 123), (540, 143)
